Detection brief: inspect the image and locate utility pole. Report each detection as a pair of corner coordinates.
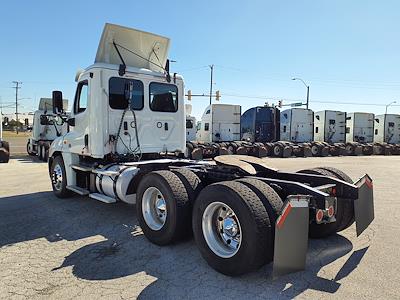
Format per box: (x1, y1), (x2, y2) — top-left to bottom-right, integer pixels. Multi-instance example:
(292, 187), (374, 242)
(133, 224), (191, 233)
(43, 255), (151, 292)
(12, 81), (22, 134)
(209, 64), (214, 105)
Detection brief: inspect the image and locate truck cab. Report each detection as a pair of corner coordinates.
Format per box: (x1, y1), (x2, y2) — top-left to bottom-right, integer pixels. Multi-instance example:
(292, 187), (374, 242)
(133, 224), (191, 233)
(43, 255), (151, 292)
(49, 24), (185, 187)
(27, 98), (68, 160)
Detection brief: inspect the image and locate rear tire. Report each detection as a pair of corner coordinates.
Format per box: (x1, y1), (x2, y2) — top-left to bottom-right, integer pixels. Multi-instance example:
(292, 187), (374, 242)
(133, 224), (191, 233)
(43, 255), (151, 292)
(319, 167), (354, 231)
(192, 181), (272, 276)
(296, 168), (342, 238)
(235, 178), (283, 224)
(136, 170), (191, 245)
(235, 178), (283, 255)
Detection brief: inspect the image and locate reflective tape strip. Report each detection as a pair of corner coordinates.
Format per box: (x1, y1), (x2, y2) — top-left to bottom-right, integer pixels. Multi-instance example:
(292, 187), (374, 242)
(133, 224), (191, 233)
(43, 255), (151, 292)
(276, 203), (292, 229)
(365, 178), (373, 189)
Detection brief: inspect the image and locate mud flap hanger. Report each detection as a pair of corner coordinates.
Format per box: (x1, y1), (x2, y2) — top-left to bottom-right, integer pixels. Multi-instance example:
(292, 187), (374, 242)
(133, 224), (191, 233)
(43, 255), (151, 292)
(272, 174), (375, 278)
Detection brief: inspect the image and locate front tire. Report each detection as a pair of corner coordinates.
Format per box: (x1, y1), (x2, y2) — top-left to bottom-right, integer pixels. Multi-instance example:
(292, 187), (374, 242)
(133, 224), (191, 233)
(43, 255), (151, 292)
(192, 181), (272, 276)
(50, 155), (71, 198)
(27, 141), (35, 156)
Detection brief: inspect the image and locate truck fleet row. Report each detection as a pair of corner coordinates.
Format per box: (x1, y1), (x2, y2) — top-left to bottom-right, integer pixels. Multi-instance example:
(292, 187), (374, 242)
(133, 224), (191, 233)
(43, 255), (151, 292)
(185, 105), (400, 159)
(41, 23), (374, 278)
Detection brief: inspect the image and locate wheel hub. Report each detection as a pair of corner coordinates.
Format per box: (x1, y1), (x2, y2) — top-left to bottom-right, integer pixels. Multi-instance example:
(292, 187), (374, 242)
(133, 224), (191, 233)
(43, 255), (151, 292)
(142, 187), (167, 231)
(52, 164), (63, 191)
(202, 202), (242, 258)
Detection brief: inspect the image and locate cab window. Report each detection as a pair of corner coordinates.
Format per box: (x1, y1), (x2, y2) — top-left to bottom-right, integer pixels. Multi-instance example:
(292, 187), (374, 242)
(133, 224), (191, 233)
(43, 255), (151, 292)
(149, 83), (178, 112)
(186, 119), (194, 129)
(109, 77), (144, 110)
(74, 81), (88, 114)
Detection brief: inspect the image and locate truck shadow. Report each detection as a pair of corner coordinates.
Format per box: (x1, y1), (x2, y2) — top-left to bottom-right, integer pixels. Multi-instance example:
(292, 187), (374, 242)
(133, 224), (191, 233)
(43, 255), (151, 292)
(0, 191), (369, 298)
(10, 155), (45, 164)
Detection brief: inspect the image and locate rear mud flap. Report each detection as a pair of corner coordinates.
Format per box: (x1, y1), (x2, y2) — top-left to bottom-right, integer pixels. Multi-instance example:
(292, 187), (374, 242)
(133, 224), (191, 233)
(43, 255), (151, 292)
(354, 145), (363, 155)
(354, 175), (374, 236)
(273, 196), (310, 278)
(282, 147), (292, 158)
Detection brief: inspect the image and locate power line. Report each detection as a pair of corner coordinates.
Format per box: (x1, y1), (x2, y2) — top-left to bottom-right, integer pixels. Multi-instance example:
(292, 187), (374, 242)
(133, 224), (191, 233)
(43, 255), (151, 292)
(221, 92), (399, 107)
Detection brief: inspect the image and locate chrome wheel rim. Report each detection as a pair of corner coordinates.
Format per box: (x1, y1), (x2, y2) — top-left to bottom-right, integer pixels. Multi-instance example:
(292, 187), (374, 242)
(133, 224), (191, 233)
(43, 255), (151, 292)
(311, 145), (319, 155)
(274, 146), (281, 156)
(202, 202), (242, 258)
(52, 163), (63, 191)
(142, 187), (167, 231)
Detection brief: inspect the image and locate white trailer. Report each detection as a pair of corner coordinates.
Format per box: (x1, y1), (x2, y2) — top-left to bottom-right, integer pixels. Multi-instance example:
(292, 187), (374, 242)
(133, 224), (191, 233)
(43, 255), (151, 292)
(196, 104), (241, 142)
(314, 110), (346, 143)
(374, 114), (400, 144)
(26, 98), (68, 161)
(280, 108), (314, 142)
(185, 104), (197, 142)
(47, 23), (374, 278)
(0, 112), (10, 163)
(346, 112), (374, 143)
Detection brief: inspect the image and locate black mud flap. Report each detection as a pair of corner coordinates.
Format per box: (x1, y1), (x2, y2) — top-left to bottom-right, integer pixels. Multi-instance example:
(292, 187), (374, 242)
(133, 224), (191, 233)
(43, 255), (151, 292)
(272, 196), (310, 278)
(282, 147), (292, 158)
(354, 174), (374, 236)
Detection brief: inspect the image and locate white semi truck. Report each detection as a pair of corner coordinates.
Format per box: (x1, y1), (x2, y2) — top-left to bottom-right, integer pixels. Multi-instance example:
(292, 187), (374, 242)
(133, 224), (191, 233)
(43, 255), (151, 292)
(27, 98), (68, 161)
(196, 104), (241, 142)
(0, 112), (10, 163)
(185, 104), (197, 142)
(372, 114), (400, 155)
(345, 112), (375, 155)
(48, 23), (374, 277)
(374, 114), (400, 144)
(314, 110), (346, 143)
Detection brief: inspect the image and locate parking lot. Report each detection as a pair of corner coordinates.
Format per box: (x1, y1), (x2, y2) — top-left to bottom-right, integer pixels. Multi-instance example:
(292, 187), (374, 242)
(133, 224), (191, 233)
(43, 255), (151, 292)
(0, 155), (399, 299)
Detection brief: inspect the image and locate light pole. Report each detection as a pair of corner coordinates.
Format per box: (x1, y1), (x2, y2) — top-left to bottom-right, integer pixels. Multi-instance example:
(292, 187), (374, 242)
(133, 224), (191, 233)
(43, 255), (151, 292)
(209, 64), (214, 105)
(292, 77), (310, 109)
(385, 101), (396, 114)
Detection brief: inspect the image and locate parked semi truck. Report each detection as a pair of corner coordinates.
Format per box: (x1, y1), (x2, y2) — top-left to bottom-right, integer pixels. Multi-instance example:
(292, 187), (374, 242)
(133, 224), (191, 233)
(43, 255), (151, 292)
(27, 98), (68, 161)
(346, 112), (374, 155)
(0, 113), (10, 163)
(373, 114), (400, 155)
(185, 104), (197, 142)
(241, 106), (280, 143)
(313, 110), (347, 156)
(187, 104), (269, 159)
(48, 23), (374, 277)
(196, 104), (241, 142)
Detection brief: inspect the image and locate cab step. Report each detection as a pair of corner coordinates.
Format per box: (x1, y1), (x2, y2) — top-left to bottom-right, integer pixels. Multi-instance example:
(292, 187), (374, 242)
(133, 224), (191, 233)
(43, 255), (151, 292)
(66, 185), (90, 195)
(70, 164), (93, 172)
(89, 193), (116, 204)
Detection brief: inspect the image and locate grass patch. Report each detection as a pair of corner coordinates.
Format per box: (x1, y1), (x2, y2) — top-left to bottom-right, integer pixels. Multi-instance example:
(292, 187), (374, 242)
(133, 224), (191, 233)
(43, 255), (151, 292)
(2, 131), (30, 138)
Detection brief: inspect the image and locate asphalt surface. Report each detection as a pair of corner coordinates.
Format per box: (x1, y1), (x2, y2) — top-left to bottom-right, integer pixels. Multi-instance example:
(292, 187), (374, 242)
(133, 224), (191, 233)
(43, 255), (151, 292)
(2, 133), (29, 155)
(0, 155), (399, 299)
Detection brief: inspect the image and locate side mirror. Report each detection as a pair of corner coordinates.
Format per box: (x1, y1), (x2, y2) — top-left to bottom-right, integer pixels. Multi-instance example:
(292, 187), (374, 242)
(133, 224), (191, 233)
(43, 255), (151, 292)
(52, 90), (64, 114)
(67, 118), (75, 127)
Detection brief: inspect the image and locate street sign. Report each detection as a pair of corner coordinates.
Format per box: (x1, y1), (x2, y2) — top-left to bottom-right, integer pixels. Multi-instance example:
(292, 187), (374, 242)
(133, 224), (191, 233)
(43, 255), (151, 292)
(291, 102), (303, 107)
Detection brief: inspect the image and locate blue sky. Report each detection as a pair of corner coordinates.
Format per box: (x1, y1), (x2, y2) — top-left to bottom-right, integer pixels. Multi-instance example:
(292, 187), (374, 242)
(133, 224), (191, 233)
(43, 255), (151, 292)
(0, 0), (399, 119)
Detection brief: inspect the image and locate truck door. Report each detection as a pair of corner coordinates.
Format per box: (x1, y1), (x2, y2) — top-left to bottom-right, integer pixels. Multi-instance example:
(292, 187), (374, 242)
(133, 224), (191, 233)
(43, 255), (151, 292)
(68, 77), (90, 155)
